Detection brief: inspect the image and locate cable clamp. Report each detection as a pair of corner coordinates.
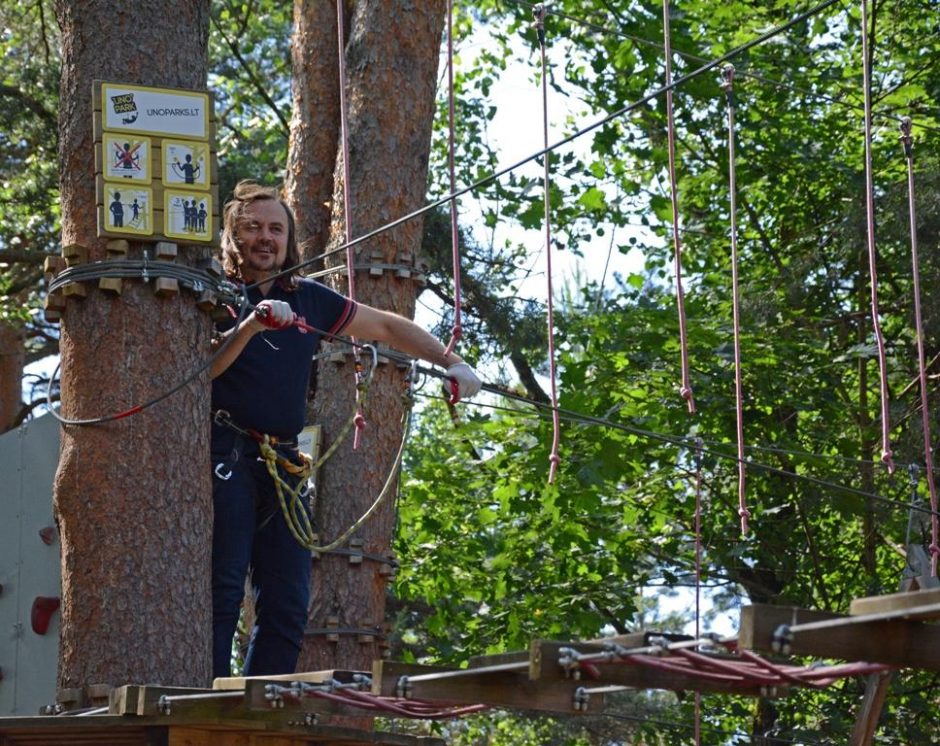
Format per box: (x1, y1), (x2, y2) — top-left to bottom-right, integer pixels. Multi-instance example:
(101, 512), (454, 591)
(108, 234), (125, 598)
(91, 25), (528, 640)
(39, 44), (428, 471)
(771, 624), (793, 655)
(157, 694), (171, 716)
(396, 675), (412, 699)
(572, 686), (590, 712)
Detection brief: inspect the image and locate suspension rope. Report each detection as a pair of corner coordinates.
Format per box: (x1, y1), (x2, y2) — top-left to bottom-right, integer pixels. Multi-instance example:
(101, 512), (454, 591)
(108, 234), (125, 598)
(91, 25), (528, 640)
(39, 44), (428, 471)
(443, 0), (464, 357)
(662, 0), (695, 414)
(335, 0), (367, 449)
(533, 4), (562, 483)
(721, 65), (750, 536)
(860, 0), (894, 474)
(691, 438), (704, 745)
(899, 117), (940, 575)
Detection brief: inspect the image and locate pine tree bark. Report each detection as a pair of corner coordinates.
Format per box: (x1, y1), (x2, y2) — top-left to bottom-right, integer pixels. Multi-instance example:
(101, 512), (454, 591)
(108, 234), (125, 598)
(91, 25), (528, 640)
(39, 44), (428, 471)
(53, 0), (213, 695)
(291, 0), (447, 674)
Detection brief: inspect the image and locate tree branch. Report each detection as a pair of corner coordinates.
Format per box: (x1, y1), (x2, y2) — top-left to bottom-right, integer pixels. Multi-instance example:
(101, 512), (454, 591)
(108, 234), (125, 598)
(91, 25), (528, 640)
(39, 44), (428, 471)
(0, 83), (57, 129)
(210, 15), (290, 135)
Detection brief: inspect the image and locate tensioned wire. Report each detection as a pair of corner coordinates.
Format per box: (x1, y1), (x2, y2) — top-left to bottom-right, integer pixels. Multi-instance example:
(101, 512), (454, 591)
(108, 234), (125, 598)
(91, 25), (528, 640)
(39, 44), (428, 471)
(243, 0), (845, 294)
(403, 383), (935, 520)
(494, 0), (940, 137)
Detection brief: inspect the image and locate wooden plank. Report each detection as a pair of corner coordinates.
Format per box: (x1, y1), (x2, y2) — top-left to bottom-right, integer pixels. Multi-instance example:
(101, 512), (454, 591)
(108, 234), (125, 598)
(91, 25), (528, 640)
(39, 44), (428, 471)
(739, 604), (940, 670)
(373, 660), (605, 714)
(213, 670), (364, 691)
(849, 588), (940, 620)
(529, 641), (773, 697)
(242, 679), (381, 718)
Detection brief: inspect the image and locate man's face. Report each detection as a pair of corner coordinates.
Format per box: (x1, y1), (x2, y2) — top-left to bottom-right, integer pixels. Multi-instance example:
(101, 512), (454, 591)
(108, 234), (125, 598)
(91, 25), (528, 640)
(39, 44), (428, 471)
(236, 198), (289, 279)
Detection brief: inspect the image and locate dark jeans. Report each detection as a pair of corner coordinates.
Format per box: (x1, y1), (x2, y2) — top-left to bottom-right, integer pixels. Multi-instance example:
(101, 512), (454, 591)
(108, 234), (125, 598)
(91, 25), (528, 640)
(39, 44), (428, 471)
(211, 430), (311, 679)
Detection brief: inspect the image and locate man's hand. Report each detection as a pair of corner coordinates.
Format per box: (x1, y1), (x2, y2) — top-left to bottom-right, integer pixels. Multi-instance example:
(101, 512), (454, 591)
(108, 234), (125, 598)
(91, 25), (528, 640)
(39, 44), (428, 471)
(253, 300), (295, 330)
(446, 361), (482, 401)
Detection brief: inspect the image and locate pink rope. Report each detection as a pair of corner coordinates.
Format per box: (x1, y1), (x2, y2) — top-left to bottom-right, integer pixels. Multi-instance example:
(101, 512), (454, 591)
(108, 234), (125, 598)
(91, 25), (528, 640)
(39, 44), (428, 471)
(534, 6), (561, 483)
(721, 66), (750, 535)
(293, 686), (488, 719)
(595, 648), (890, 691)
(662, 0), (696, 414)
(443, 0), (463, 357)
(692, 440), (704, 744)
(860, 0), (894, 472)
(335, 0), (366, 448)
(900, 118), (940, 574)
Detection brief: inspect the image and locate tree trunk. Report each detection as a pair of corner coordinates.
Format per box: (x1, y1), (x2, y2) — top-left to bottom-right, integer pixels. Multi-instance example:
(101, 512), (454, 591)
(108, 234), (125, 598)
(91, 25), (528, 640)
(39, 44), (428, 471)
(53, 0), (212, 697)
(293, 0), (446, 674)
(0, 322), (24, 432)
(285, 0), (340, 255)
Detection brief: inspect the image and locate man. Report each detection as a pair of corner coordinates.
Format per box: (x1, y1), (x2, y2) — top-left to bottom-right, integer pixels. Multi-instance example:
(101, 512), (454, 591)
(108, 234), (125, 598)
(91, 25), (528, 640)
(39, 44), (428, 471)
(210, 180), (481, 679)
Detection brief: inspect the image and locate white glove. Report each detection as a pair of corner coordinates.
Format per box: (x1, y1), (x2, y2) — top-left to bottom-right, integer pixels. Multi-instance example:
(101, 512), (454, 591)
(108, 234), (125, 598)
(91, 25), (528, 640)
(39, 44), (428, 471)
(446, 361), (482, 401)
(254, 299), (295, 330)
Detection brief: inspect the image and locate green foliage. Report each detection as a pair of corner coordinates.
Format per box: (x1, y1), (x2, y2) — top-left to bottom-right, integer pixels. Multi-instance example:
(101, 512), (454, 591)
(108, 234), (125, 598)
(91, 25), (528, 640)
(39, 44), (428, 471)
(400, 0), (940, 742)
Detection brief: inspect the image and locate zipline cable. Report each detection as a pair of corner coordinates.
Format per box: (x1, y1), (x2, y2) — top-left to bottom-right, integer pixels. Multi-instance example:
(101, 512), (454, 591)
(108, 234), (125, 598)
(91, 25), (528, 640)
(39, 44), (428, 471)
(244, 0), (844, 293)
(46, 286), (250, 426)
(405, 383), (933, 519)
(498, 0), (940, 137)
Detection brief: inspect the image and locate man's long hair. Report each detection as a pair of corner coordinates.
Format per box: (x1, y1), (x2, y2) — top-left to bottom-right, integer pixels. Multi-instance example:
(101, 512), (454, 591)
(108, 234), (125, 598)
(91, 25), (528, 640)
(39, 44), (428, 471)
(220, 180), (301, 289)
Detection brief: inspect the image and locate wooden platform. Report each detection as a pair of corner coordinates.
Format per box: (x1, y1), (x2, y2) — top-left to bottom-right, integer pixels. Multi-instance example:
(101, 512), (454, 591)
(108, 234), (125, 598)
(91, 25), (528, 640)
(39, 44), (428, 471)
(738, 588), (940, 671)
(0, 713), (442, 746)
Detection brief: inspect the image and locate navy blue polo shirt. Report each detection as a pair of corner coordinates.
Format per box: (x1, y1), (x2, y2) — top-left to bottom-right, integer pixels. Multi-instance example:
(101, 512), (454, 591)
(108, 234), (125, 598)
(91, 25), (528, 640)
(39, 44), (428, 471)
(211, 278), (357, 439)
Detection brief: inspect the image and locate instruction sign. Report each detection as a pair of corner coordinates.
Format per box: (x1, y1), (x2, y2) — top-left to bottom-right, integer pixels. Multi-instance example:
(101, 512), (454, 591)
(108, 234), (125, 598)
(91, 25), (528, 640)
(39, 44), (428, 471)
(102, 83), (209, 139)
(95, 80), (218, 245)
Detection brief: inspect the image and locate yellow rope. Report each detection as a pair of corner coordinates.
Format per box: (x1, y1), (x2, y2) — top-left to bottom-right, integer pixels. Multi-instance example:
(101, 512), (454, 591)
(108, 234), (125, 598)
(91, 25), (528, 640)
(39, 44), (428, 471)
(261, 366), (416, 553)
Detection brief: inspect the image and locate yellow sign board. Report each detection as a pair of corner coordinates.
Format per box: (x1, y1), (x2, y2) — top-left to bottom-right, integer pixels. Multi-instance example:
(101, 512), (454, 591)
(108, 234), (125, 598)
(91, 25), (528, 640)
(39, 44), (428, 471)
(95, 81), (217, 245)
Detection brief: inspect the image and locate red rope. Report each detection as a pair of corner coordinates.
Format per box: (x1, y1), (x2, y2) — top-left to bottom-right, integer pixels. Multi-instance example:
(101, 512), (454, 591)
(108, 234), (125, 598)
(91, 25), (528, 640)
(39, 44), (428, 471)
(860, 0), (894, 473)
(443, 0), (463, 357)
(335, 0), (366, 448)
(593, 647), (890, 690)
(900, 118), (940, 574)
(691, 439), (704, 744)
(662, 0), (696, 415)
(290, 685), (488, 719)
(534, 6), (562, 483)
(721, 65), (750, 536)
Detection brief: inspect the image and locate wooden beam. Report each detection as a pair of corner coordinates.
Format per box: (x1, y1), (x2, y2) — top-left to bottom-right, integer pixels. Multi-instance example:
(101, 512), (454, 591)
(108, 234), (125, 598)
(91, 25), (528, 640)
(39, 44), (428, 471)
(850, 671), (892, 746)
(739, 604), (940, 670)
(373, 660), (605, 714)
(213, 669), (365, 691)
(849, 588), (940, 620)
